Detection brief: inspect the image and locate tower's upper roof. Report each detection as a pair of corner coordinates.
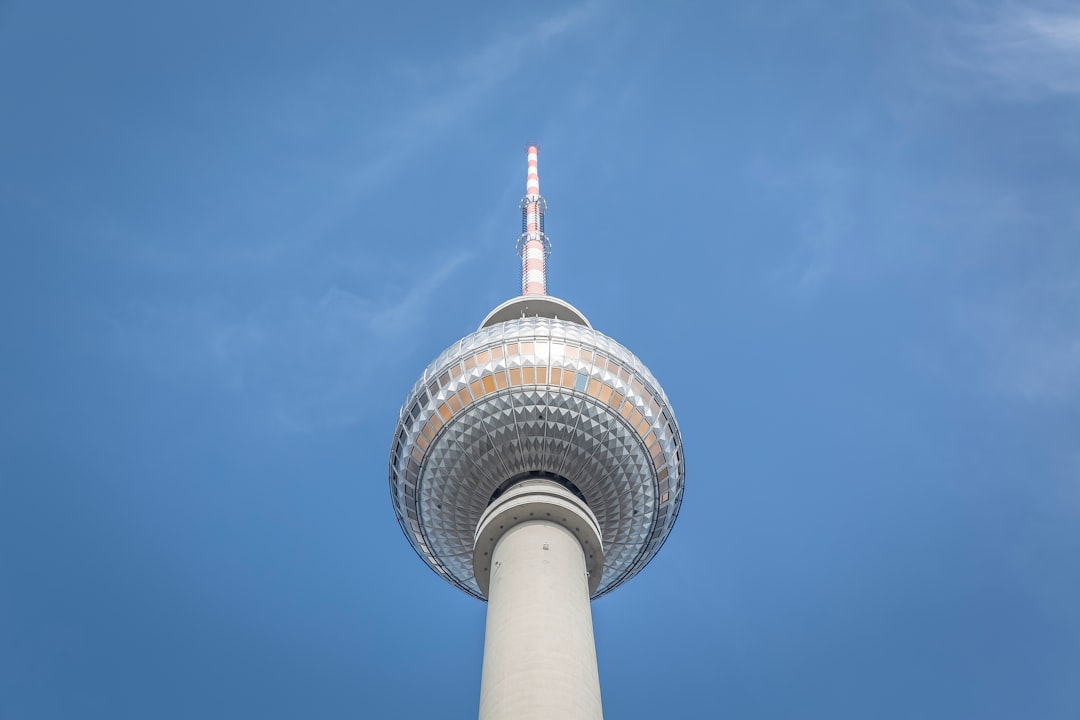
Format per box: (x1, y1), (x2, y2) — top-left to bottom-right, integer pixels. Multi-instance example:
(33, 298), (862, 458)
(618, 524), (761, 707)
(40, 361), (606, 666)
(479, 295), (591, 329)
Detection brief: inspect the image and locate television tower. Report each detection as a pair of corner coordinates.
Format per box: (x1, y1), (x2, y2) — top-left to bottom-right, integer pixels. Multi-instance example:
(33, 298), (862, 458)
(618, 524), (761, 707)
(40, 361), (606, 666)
(389, 146), (685, 720)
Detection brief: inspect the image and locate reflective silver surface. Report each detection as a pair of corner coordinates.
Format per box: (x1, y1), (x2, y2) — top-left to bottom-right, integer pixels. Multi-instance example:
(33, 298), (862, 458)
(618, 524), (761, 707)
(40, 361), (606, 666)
(389, 311), (685, 599)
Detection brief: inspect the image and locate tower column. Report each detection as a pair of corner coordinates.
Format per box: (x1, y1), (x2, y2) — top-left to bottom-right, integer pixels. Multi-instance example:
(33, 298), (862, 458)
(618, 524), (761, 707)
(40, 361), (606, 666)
(472, 480), (605, 720)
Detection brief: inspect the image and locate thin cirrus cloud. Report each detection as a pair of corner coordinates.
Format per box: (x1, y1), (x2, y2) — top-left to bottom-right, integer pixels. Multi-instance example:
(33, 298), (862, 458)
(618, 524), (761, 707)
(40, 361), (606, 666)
(117, 252), (471, 432)
(935, 3), (1080, 399)
(767, 159), (858, 296)
(101, 5), (612, 431)
(948, 2), (1080, 97)
(341, 0), (606, 199)
(759, 4), (1080, 404)
(954, 259), (1080, 403)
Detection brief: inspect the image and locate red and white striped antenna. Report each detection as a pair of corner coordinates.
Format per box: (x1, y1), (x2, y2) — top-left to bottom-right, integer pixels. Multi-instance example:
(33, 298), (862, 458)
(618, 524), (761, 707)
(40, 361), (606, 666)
(516, 145), (551, 295)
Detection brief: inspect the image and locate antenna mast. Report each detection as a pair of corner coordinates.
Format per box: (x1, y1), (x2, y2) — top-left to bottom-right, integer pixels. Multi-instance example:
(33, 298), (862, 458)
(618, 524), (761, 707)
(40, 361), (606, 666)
(517, 145), (551, 295)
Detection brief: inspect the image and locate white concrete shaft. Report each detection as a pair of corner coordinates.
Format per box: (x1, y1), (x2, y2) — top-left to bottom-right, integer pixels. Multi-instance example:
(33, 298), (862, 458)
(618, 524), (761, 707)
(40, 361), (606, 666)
(476, 484), (604, 720)
(479, 521), (603, 720)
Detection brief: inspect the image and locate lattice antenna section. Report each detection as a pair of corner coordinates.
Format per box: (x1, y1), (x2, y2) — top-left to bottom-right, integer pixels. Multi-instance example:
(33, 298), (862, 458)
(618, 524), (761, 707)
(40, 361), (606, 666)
(516, 145), (552, 295)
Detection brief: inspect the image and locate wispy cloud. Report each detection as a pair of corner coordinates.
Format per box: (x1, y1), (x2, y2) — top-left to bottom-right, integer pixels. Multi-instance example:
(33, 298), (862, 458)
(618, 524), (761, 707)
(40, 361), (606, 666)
(112, 252), (470, 432)
(87, 1), (607, 275)
(764, 158), (859, 296)
(758, 149), (1080, 403)
(954, 269), (1080, 402)
(343, 0), (606, 197)
(946, 2), (1080, 97)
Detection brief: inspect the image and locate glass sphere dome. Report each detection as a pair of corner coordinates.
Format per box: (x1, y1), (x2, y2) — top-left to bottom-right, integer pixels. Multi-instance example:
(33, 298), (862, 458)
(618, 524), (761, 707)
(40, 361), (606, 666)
(389, 298), (685, 600)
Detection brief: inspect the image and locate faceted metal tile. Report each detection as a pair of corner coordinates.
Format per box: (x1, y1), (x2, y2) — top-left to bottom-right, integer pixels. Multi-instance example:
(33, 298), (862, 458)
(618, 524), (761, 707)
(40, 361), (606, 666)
(389, 313), (685, 600)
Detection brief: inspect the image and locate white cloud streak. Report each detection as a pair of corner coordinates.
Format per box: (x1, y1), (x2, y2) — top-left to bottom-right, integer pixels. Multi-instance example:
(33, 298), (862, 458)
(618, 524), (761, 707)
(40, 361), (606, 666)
(763, 157), (859, 296)
(113, 252), (470, 432)
(948, 2), (1080, 97)
(102, 3), (610, 429)
(955, 269), (1080, 402)
(343, 1), (605, 197)
(90, 0), (606, 274)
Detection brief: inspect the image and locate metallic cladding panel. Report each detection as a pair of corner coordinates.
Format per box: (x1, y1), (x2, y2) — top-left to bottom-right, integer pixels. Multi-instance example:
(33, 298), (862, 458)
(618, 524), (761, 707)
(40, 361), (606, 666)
(389, 316), (685, 600)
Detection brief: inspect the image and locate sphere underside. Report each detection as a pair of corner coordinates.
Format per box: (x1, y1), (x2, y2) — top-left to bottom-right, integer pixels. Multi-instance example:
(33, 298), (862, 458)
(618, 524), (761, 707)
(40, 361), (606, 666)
(389, 315), (685, 600)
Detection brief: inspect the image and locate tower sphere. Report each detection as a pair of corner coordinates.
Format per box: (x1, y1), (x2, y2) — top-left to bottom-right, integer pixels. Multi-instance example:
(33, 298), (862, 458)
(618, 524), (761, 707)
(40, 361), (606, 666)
(389, 295), (685, 599)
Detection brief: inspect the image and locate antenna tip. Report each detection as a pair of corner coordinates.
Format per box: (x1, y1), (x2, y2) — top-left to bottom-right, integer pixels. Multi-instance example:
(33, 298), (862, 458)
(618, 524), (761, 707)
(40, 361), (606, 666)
(527, 144), (539, 155)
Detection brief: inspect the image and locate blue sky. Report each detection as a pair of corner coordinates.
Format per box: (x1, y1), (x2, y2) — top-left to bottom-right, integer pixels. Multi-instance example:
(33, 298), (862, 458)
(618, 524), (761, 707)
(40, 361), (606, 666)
(2, 0), (1079, 717)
